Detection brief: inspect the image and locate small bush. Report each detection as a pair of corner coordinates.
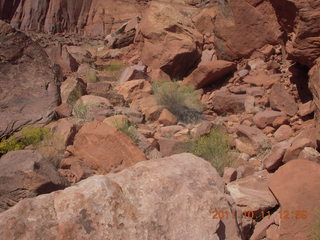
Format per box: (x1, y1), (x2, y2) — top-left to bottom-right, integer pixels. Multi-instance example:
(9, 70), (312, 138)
(0, 126), (52, 155)
(73, 101), (89, 119)
(87, 69), (97, 83)
(152, 81), (204, 123)
(36, 134), (65, 168)
(104, 61), (125, 78)
(189, 129), (233, 176)
(114, 119), (138, 143)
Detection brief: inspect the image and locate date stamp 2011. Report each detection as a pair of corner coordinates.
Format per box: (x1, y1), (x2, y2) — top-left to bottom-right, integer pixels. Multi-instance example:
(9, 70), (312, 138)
(211, 209), (309, 220)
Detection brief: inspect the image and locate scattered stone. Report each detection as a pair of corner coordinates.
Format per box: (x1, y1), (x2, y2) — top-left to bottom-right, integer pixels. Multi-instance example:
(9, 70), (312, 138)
(238, 69), (249, 78)
(253, 110), (286, 129)
(119, 65), (148, 83)
(298, 100), (314, 117)
(103, 115), (128, 128)
(272, 116), (290, 128)
(117, 79), (152, 101)
(211, 90), (247, 115)
(269, 83), (298, 116)
(114, 106), (144, 123)
(86, 82), (112, 97)
(61, 77), (86, 105)
(158, 109), (177, 126)
(236, 125), (270, 154)
(191, 121), (213, 138)
(263, 141), (291, 171)
(242, 74), (280, 87)
(246, 87), (265, 97)
(274, 125), (294, 142)
(262, 126), (275, 135)
(51, 118), (77, 147)
(250, 213), (276, 240)
(266, 224), (280, 240)
(223, 167), (237, 184)
(227, 170), (278, 216)
(298, 147), (320, 163)
(183, 60), (237, 88)
(283, 138), (315, 163)
(54, 103), (72, 118)
(158, 138), (187, 157)
(68, 121), (146, 174)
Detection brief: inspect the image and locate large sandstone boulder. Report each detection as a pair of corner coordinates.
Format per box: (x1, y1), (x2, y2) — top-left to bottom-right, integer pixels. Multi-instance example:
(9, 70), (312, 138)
(269, 0), (320, 67)
(69, 121), (146, 173)
(0, 150), (68, 213)
(140, 1), (202, 79)
(213, 0), (280, 60)
(0, 21), (60, 138)
(0, 153), (242, 240)
(269, 159), (320, 240)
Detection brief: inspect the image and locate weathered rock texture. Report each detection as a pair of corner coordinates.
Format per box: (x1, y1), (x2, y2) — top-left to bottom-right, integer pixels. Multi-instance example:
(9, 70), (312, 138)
(0, 150), (68, 213)
(0, 153), (242, 240)
(0, 0), (142, 37)
(269, 0), (320, 67)
(0, 21), (60, 138)
(213, 0), (280, 60)
(140, 1), (202, 79)
(69, 121), (146, 174)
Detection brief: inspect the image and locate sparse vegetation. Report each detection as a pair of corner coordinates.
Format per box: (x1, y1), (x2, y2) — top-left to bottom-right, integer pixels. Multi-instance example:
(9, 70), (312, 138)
(87, 69), (98, 83)
(73, 101), (89, 119)
(113, 119), (138, 143)
(152, 81), (204, 123)
(0, 126), (53, 155)
(104, 61), (126, 78)
(36, 134), (65, 168)
(189, 129), (234, 176)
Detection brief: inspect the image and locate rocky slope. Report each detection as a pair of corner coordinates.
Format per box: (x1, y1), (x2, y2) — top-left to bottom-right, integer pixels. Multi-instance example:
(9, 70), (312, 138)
(0, 0), (319, 239)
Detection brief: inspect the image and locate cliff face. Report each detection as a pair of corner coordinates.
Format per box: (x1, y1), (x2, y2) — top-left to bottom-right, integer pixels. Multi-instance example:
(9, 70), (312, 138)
(0, 0), (143, 36)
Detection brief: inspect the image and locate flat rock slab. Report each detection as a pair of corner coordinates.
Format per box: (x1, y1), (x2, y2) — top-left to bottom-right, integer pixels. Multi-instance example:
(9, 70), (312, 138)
(227, 170), (278, 215)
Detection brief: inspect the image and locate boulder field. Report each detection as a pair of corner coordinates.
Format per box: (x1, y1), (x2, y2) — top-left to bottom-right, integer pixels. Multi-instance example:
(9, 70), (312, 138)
(0, 0), (319, 239)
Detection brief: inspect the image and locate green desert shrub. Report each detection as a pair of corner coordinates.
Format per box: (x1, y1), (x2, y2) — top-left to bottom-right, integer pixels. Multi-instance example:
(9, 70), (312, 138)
(0, 126), (52, 155)
(152, 81), (204, 123)
(189, 129), (234, 176)
(73, 101), (89, 119)
(114, 119), (138, 143)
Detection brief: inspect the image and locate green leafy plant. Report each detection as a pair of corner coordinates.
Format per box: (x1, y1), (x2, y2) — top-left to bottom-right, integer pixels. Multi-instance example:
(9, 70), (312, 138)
(189, 129), (234, 176)
(152, 81), (204, 123)
(0, 126), (52, 155)
(114, 119), (138, 143)
(73, 101), (89, 119)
